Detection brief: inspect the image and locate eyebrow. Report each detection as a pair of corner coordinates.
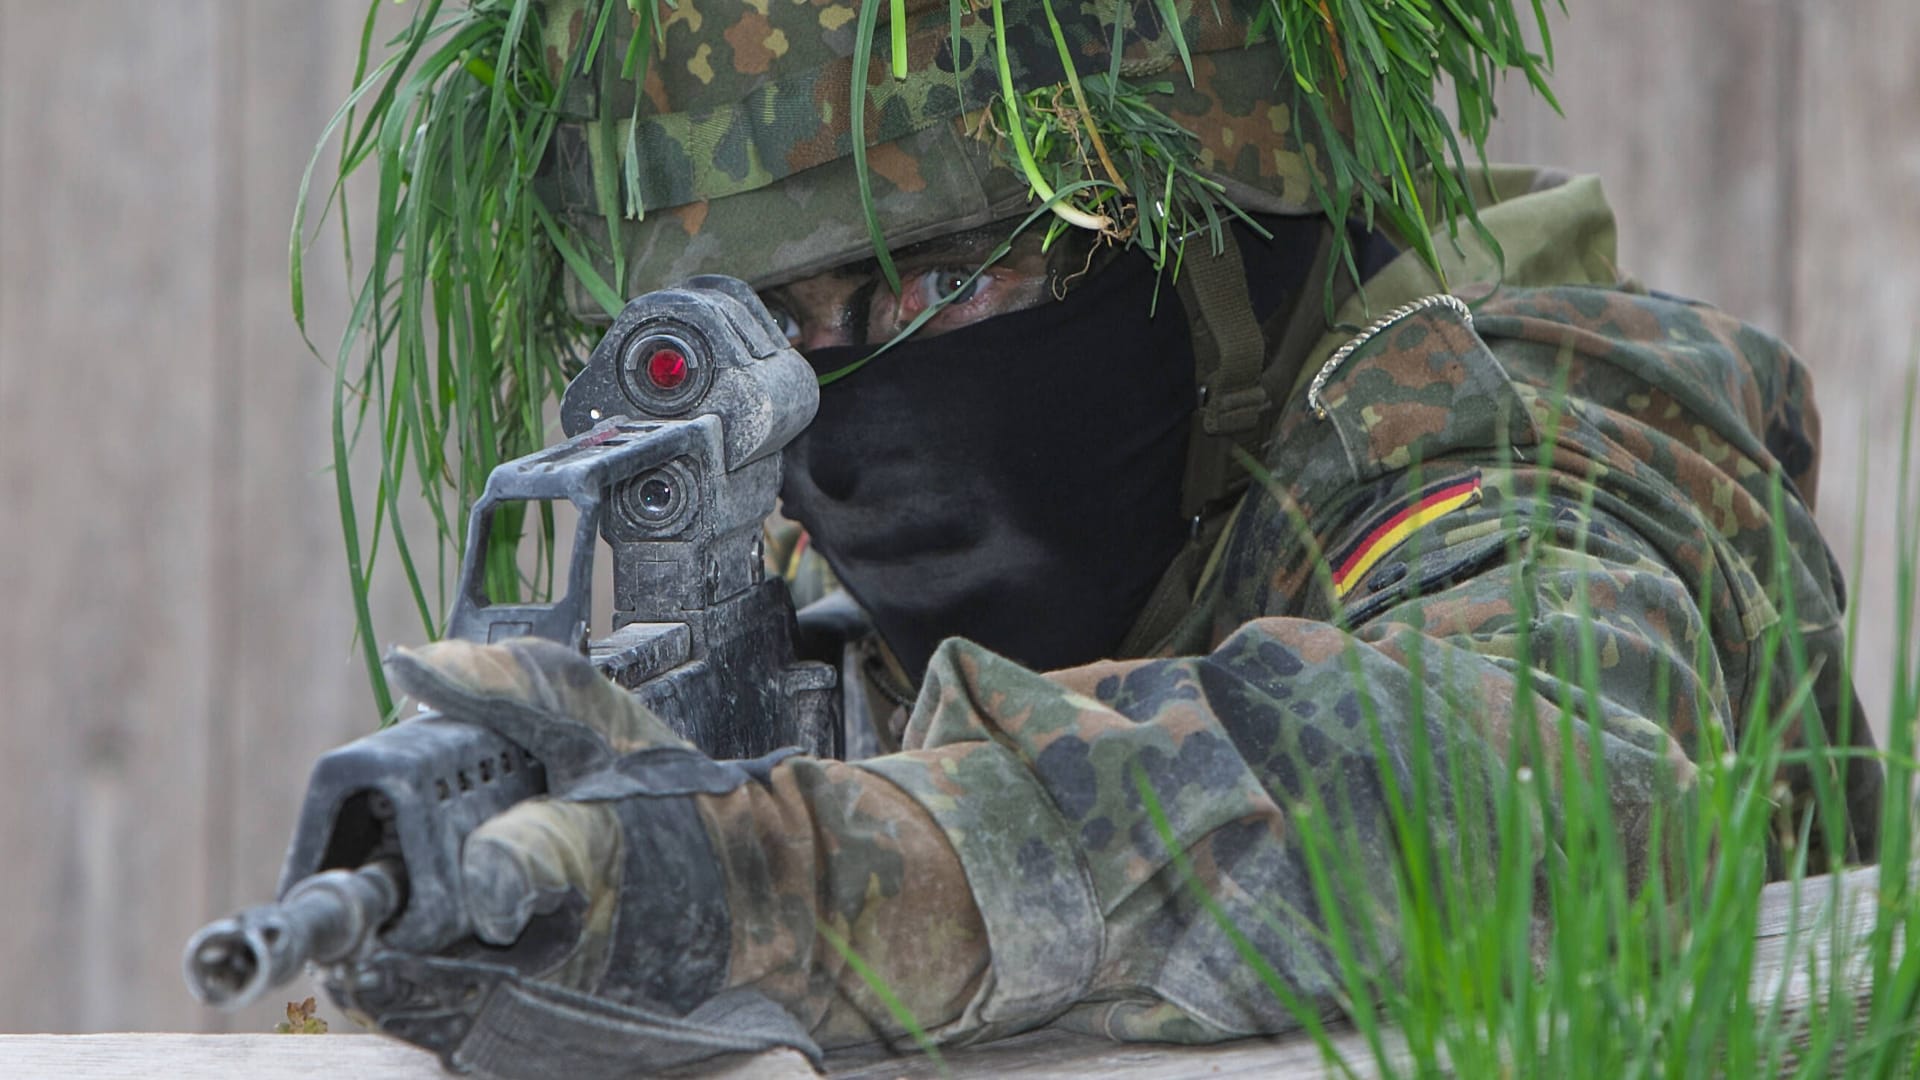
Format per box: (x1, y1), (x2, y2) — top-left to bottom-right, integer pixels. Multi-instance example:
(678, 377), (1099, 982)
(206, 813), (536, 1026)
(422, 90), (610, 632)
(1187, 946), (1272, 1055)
(825, 224), (1017, 282)
(764, 220), (1082, 348)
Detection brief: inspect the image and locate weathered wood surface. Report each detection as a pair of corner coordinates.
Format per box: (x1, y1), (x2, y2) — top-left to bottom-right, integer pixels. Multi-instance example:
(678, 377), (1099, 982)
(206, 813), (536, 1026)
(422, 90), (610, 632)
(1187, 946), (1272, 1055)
(0, 1034), (819, 1080)
(0, 1031), (1380, 1080)
(0, 0), (1915, 1039)
(201, 0), (429, 1039)
(1787, 0), (1920, 729)
(0, 867), (1895, 1079)
(0, 0), (223, 1037)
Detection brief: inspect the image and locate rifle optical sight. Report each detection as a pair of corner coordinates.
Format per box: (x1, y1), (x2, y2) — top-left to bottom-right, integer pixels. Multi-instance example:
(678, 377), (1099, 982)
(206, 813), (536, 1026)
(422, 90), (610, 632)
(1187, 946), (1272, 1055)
(620, 326), (710, 415)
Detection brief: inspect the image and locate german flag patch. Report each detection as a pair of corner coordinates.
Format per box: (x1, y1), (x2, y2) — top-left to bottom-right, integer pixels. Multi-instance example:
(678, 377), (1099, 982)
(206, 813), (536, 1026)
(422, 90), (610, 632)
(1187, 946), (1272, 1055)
(1329, 472), (1485, 599)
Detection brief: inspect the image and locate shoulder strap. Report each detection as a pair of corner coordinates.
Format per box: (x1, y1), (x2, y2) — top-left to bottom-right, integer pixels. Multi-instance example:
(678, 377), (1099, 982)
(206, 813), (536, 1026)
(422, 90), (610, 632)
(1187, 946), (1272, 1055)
(1174, 230), (1271, 520)
(1120, 226), (1341, 657)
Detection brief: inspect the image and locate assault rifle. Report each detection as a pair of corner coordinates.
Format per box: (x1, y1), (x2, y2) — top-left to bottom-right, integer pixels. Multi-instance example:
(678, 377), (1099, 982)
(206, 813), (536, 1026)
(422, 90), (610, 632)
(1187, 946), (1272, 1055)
(182, 276), (838, 1011)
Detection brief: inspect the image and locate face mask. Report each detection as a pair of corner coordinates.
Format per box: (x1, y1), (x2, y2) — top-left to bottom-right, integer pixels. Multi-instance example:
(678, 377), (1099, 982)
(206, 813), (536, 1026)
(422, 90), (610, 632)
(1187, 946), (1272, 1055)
(779, 248), (1197, 679)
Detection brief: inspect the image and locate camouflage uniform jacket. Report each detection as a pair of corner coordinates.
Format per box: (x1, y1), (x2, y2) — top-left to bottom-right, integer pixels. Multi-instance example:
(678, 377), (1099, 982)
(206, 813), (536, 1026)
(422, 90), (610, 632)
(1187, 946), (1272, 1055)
(694, 167), (1882, 1049)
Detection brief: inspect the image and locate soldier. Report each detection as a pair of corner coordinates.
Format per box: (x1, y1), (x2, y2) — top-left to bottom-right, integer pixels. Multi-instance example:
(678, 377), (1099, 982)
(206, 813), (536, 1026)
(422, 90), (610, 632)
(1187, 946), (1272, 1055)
(363, 0), (1882, 1069)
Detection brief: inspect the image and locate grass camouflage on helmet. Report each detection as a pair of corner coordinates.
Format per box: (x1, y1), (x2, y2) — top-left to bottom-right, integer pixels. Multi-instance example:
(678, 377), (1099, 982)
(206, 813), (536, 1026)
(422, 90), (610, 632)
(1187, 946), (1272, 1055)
(536, 0), (1556, 317)
(301, 0), (1560, 709)
(539, 0), (1310, 311)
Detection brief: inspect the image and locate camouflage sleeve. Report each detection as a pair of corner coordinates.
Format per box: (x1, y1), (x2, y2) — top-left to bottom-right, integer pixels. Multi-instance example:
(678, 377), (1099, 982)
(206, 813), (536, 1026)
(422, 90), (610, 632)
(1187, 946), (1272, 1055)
(692, 473), (1703, 1048)
(695, 752), (992, 1049)
(867, 475), (1705, 1044)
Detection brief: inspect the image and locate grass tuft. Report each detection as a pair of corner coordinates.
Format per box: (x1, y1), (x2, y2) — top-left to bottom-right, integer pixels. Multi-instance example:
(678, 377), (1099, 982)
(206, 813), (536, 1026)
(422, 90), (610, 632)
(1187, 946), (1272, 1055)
(298, 0), (621, 711)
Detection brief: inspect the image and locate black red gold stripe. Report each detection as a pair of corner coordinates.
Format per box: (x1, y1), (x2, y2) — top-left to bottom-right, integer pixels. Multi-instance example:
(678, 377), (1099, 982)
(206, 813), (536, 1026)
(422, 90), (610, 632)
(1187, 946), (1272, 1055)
(1330, 474), (1485, 597)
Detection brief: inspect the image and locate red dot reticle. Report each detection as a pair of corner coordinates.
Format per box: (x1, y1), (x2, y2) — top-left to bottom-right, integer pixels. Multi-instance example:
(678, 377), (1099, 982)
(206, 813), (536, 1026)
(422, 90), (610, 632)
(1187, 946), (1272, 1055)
(646, 347), (689, 390)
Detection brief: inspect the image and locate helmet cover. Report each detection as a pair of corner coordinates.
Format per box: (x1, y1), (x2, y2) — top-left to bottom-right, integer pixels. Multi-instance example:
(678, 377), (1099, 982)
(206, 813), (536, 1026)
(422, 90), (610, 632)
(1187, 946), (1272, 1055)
(536, 0), (1322, 315)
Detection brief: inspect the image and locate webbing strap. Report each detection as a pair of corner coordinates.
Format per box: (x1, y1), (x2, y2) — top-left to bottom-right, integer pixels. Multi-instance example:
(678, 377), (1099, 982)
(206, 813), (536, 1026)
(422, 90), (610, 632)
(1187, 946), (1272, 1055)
(1120, 226), (1343, 657)
(1175, 231), (1272, 519)
(452, 977), (822, 1079)
(1114, 509), (1231, 659)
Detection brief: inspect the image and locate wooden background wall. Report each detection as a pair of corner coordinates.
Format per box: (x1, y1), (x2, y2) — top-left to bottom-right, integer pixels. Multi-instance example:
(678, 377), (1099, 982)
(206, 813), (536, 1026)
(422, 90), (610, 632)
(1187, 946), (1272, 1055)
(1, 0), (1915, 1036)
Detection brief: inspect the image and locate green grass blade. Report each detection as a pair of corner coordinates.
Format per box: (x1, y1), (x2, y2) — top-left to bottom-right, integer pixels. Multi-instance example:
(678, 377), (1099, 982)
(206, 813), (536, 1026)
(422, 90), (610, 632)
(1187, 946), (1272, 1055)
(890, 0), (909, 79)
(534, 199), (622, 317)
(851, 0), (901, 291)
(1148, 0), (1194, 83)
(817, 923), (948, 1071)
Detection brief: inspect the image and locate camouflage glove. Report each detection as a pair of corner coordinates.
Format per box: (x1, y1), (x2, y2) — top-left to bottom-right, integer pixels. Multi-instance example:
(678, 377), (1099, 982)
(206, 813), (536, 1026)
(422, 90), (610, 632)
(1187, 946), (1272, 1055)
(335, 638), (819, 1078)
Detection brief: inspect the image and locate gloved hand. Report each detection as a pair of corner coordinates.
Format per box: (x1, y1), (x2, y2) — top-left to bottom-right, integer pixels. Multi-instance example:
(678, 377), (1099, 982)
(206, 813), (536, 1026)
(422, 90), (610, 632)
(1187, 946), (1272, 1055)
(331, 637), (820, 1078)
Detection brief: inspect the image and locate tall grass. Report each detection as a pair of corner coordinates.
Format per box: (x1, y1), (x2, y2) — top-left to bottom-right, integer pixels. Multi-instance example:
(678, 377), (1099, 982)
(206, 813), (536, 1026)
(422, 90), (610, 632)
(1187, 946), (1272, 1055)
(1128, 385), (1920, 1077)
(294, 1), (621, 716)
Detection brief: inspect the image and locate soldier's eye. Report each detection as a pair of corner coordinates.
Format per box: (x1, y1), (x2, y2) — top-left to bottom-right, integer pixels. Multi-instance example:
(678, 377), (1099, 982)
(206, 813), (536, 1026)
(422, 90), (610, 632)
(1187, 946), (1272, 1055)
(761, 298), (803, 345)
(893, 268), (984, 331)
(914, 268), (981, 309)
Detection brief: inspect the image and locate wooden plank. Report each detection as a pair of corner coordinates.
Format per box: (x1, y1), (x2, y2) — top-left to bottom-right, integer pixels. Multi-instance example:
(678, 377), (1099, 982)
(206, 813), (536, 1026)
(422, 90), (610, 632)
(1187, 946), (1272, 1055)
(0, 1034), (817, 1080)
(189, 0), (603, 1041)
(0, 867), (1892, 1079)
(1748, 865), (1909, 1074)
(1478, 0), (1912, 746)
(0, 0), (222, 1033)
(0, 1027), (1389, 1079)
(1751, 865), (1883, 1001)
(826, 1025), (1398, 1079)
(1788, 0), (1920, 718)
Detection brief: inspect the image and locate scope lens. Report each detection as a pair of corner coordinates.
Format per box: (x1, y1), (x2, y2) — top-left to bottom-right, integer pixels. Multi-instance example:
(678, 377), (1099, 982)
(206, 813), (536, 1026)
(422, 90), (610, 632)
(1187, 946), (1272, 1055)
(637, 475), (675, 517)
(646, 347), (689, 390)
(617, 326), (706, 416)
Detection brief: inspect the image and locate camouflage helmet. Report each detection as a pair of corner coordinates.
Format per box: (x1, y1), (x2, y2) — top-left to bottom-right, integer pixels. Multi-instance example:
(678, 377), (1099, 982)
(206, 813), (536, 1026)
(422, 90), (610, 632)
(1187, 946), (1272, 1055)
(537, 0), (1325, 318)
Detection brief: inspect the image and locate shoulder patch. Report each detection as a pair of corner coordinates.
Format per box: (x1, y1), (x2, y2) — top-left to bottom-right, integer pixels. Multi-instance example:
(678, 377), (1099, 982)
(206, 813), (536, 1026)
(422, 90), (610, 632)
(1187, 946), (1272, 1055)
(1329, 471), (1484, 599)
(1336, 522), (1520, 629)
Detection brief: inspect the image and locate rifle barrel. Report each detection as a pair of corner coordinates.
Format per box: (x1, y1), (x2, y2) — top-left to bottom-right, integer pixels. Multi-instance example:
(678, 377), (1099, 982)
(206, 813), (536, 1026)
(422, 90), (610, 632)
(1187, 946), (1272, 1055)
(182, 859), (404, 1009)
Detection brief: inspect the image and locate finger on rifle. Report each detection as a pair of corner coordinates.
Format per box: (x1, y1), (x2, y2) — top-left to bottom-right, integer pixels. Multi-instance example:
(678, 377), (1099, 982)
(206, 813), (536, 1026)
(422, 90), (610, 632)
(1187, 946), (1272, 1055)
(462, 797), (622, 946)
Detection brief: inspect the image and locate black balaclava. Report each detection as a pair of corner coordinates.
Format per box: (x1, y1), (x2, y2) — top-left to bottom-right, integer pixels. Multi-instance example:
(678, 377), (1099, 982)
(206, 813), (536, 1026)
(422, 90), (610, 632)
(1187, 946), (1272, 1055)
(780, 217), (1343, 679)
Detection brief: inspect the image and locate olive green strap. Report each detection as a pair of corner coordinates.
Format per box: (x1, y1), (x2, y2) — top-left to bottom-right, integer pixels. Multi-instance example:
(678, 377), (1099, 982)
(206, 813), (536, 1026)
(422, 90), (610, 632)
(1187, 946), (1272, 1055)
(1115, 511), (1230, 659)
(1261, 226), (1341, 406)
(1175, 231), (1272, 520)
(1122, 227), (1344, 658)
